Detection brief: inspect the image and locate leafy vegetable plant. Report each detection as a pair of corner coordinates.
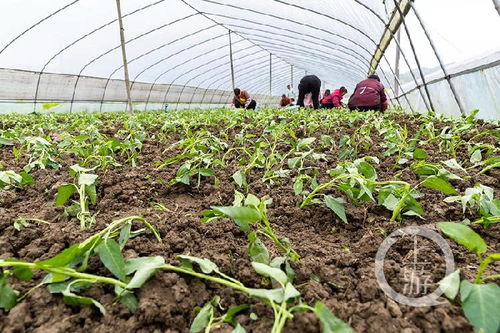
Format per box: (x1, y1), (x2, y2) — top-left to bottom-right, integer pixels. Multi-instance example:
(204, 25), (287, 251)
(55, 164), (99, 229)
(444, 184), (500, 218)
(202, 192), (299, 261)
(0, 216), (162, 313)
(437, 222), (500, 333)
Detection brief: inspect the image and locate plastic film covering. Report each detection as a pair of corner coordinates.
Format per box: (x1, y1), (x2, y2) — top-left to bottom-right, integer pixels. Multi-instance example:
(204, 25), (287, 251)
(0, 0), (499, 118)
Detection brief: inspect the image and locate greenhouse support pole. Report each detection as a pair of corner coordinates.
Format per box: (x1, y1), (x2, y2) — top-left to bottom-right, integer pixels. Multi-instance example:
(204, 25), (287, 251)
(291, 65), (294, 88)
(115, 0), (133, 113)
(494, 0), (500, 15)
(394, 30), (401, 97)
(411, 3), (466, 115)
(229, 30), (235, 91)
(393, 0), (435, 111)
(269, 54), (273, 96)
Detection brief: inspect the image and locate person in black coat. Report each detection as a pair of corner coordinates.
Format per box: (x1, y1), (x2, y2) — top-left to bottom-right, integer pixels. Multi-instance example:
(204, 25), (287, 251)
(297, 75), (321, 109)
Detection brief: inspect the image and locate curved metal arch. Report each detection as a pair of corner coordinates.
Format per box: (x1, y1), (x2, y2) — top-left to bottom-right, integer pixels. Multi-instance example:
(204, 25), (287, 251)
(30, 0), (172, 112)
(99, 24), (221, 110)
(183, 61), (291, 109)
(194, 0), (378, 45)
(183, 0), (402, 103)
(143, 42), (261, 109)
(141, 43), (255, 108)
(99, 25), (225, 111)
(0, 0), (81, 55)
(220, 27), (368, 76)
(189, 57), (292, 105)
(345, 0), (430, 109)
(230, 34), (366, 79)
(206, 59), (282, 105)
(192, 50), (274, 106)
(68, 12), (206, 111)
(166, 48), (276, 107)
(154, 45), (266, 108)
(265, 0), (426, 109)
(197, 12), (371, 72)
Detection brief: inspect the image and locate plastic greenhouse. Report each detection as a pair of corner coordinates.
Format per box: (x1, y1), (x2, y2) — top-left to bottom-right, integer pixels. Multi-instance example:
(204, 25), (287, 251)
(0, 0), (499, 117)
(1, 1), (499, 333)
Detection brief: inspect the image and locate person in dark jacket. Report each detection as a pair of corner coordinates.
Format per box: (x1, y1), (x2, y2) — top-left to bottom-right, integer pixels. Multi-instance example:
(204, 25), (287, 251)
(297, 75), (321, 109)
(348, 75), (387, 112)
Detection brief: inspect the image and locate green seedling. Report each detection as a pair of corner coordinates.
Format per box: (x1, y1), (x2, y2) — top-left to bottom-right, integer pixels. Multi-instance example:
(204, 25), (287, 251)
(437, 222), (500, 333)
(178, 255), (352, 333)
(13, 218), (51, 231)
(0, 216), (161, 313)
(202, 192), (299, 261)
(22, 136), (61, 172)
(55, 164), (99, 229)
(444, 184), (500, 218)
(190, 296), (248, 333)
(0, 170), (34, 190)
(300, 156), (458, 222)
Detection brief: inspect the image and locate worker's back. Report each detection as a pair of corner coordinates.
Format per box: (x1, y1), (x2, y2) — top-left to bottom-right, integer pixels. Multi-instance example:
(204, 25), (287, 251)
(348, 78), (384, 108)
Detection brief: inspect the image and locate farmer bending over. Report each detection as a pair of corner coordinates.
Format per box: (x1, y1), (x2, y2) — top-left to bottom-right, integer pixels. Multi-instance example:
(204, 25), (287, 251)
(279, 94), (292, 108)
(322, 87), (348, 109)
(297, 75), (321, 109)
(233, 88), (257, 110)
(348, 75), (387, 112)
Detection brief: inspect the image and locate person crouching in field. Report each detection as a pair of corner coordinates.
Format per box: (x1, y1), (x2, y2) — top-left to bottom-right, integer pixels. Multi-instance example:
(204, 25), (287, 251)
(348, 75), (388, 112)
(322, 87), (348, 109)
(279, 94), (292, 108)
(297, 75), (321, 109)
(233, 88), (257, 110)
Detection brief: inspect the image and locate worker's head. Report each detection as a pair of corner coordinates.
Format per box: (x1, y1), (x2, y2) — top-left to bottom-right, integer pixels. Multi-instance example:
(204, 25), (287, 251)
(233, 88), (241, 96)
(281, 94), (287, 98)
(340, 86), (348, 96)
(287, 84), (291, 89)
(368, 74), (380, 82)
(324, 89), (331, 96)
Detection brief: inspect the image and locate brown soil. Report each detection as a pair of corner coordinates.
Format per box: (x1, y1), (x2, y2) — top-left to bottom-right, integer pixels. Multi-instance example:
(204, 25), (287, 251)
(0, 113), (499, 333)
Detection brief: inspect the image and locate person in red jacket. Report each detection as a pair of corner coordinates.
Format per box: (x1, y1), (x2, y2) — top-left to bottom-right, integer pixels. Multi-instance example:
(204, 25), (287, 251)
(322, 87), (347, 109)
(348, 75), (387, 112)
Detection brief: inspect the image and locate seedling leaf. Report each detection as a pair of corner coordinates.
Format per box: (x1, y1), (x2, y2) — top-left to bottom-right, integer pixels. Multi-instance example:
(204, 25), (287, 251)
(211, 206), (261, 223)
(460, 280), (500, 333)
(248, 288), (284, 303)
(314, 301), (353, 333)
(248, 232), (270, 264)
(0, 274), (18, 310)
(126, 257), (165, 289)
(78, 173), (98, 186)
(36, 243), (81, 268)
(437, 222), (487, 255)
(97, 239), (126, 281)
(324, 196), (348, 224)
(62, 290), (106, 315)
(251, 262), (287, 286)
(177, 255), (218, 274)
(421, 176), (456, 195)
(55, 184), (76, 206)
(438, 269), (460, 300)
(190, 301), (213, 333)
